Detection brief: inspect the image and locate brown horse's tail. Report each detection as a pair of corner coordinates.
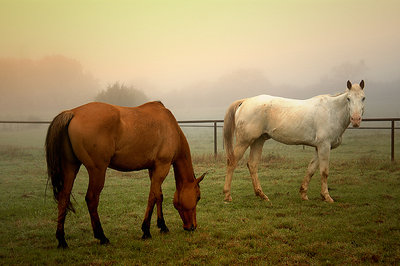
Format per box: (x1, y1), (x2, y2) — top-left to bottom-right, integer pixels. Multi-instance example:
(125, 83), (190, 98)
(45, 111), (75, 212)
(224, 99), (245, 165)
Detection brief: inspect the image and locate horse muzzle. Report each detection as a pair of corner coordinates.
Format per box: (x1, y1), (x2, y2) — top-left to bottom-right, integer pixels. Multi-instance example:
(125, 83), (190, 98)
(350, 115), (362, 128)
(183, 224), (197, 231)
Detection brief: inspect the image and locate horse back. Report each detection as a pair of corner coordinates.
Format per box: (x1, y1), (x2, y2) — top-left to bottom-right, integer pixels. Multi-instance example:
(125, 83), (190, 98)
(67, 101), (181, 171)
(237, 95), (318, 145)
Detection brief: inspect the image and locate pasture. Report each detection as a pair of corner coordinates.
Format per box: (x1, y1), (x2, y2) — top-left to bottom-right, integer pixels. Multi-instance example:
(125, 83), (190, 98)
(1, 125), (400, 264)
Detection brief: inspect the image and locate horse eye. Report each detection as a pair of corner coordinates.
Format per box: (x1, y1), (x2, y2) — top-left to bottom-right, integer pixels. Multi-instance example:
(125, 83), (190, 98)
(362, 97), (365, 101)
(347, 97), (350, 102)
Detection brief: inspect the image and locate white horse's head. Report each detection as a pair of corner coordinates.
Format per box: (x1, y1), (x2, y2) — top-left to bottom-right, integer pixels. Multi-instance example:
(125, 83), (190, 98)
(346, 80), (365, 127)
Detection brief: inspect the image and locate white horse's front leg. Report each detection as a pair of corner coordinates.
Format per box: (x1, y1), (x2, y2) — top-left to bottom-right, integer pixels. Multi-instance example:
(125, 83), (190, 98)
(317, 144), (334, 203)
(300, 149), (319, 200)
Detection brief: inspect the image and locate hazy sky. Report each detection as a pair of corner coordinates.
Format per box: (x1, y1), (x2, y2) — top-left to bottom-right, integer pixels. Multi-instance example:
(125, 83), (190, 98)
(1, 0), (399, 92)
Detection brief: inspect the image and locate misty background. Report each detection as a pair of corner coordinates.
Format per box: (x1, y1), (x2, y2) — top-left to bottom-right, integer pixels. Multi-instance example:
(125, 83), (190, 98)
(0, 1), (399, 120)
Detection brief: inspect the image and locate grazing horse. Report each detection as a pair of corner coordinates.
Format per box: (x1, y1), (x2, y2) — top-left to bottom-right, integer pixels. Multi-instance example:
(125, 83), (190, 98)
(45, 101), (206, 248)
(223, 80), (365, 203)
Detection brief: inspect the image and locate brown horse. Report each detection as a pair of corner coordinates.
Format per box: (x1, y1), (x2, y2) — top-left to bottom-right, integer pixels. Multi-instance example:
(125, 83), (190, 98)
(45, 101), (206, 248)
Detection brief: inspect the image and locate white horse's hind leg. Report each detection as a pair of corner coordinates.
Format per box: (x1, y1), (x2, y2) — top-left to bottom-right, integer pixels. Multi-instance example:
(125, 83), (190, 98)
(300, 149), (319, 200)
(247, 137), (269, 201)
(223, 142), (249, 202)
(317, 144), (334, 203)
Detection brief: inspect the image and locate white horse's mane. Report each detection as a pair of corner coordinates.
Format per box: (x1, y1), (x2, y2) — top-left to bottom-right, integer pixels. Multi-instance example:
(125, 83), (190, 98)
(331, 91), (347, 97)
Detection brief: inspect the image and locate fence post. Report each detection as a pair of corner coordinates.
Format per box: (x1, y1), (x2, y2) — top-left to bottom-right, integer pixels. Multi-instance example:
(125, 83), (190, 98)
(214, 121), (217, 158)
(391, 120), (395, 161)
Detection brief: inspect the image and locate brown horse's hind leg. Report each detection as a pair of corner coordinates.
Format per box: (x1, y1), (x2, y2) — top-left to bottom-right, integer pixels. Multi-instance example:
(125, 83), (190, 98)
(142, 164), (170, 239)
(56, 162), (80, 249)
(85, 167), (109, 244)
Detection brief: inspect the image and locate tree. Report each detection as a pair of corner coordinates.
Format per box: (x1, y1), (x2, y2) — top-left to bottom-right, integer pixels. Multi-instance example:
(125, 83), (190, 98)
(95, 82), (149, 107)
(0, 55), (99, 119)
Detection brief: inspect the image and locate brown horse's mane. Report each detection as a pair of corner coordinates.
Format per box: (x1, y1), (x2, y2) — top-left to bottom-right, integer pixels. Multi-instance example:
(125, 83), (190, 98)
(172, 126), (196, 189)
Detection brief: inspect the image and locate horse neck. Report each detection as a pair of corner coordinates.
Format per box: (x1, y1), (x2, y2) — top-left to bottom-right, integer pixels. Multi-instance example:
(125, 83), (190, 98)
(330, 92), (351, 133)
(172, 132), (195, 190)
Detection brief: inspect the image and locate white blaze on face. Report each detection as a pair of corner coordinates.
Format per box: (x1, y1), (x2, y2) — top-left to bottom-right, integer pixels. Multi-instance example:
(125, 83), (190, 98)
(347, 80), (365, 128)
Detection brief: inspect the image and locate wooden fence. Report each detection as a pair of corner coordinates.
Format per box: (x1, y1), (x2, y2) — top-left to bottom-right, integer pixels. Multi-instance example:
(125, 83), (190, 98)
(0, 118), (399, 161)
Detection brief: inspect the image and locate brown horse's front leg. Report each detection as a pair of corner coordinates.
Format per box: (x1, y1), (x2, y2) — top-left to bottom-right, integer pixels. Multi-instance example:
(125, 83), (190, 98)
(142, 193), (169, 238)
(156, 194), (169, 233)
(142, 165), (170, 239)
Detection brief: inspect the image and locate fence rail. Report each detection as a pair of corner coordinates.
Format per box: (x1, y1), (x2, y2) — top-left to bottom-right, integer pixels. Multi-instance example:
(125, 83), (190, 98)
(0, 118), (399, 161)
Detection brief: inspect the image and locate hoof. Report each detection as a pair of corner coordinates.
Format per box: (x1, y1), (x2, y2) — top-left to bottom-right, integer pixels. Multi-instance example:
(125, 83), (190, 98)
(100, 237), (110, 245)
(57, 241), (68, 249)
(224, 195), (232, 202)
(141, 233), (152, 240)
(94, 231), (110, 245)
(160, 227), (169, 234)
(57, 236), (68, 249)
(321, 193), (334, 203)
(255, 190), (269, 201)
(300, 186), (309, 201)
(259, 194), (269, 201)
(56, 231), (68, 249)
(300, 194), (309, 201)
(157, 218), (169, 233)
(325, 197), (334, 203)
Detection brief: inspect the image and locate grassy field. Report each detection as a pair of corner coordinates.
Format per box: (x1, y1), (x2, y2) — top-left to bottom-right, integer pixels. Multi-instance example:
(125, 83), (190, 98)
(0, 125), (400, 264)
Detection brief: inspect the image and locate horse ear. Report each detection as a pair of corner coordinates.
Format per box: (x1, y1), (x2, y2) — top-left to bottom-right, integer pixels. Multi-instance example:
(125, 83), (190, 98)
(196, 172), (207, 184)
(347, 80), (352, 90)
(360, 80), (364, 89)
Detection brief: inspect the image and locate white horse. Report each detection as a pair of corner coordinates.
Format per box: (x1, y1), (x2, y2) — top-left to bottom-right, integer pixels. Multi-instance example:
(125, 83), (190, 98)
(223, 80), (365, 203)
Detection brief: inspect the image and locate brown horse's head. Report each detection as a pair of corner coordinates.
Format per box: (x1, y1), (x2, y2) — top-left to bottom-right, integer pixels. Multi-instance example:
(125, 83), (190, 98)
(173, 172), (206, 231)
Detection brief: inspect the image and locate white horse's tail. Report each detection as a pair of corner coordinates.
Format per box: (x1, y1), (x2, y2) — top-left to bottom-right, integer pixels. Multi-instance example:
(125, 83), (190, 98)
(224, 99), (245, 165)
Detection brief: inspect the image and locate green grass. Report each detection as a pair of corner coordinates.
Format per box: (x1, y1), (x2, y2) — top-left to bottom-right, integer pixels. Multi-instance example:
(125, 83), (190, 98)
(0, 126), (400, 264)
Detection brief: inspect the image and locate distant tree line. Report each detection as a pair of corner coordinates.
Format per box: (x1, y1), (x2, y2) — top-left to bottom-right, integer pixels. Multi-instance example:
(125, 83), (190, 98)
(0, 55), (98, 118)
(95, 82), (149, 107)
(0, 56), (151, 119)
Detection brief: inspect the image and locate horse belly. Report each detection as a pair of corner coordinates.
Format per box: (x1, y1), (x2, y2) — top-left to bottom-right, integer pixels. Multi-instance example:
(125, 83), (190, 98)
(109, 141), (160, 171)
(109, 154), (154, 171)
(110, 134), (176, 172)
(268, 128), (314, 146)
(265, 118), (316, 146)
(262, 102), (317, 146)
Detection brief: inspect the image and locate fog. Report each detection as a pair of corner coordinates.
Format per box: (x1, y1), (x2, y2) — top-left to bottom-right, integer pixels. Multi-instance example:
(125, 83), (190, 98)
(0, 0), (399, 120)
